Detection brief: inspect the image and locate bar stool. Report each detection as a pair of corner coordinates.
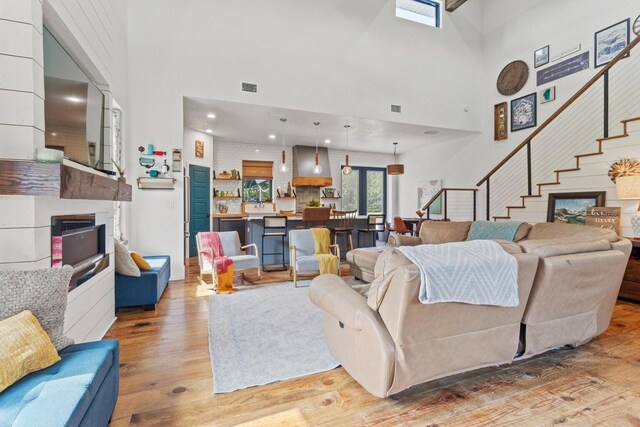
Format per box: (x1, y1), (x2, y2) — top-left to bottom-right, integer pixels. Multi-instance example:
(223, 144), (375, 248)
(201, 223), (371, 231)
(357, 214), (385, 247)
(262, 216), (288, 271)
(301, 206), (331, 229)
(329, 210), (357, 254)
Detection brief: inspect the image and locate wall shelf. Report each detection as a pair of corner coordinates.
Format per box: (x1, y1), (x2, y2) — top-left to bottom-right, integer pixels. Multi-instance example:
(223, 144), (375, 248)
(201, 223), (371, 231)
(321, 196), (342, 199)
(213, 196), (241, 200)
(0, 160), (132, 201)
(276, 196), (296, 199)
(137, 177), (176, 190)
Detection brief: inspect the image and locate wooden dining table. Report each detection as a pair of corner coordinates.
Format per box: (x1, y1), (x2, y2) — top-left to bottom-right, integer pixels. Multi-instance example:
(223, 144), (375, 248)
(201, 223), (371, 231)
(402, 217), (424, 236)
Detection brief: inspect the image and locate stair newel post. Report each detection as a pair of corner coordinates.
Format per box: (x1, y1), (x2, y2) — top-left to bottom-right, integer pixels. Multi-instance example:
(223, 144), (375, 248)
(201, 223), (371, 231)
(527, 141), (532, 196)
(604, 70), (609, 138)
(443, 190), (448, 220)
(486, 179), (490, 221)
(426, 206), (430, 220)
(472, 190), (477, 221)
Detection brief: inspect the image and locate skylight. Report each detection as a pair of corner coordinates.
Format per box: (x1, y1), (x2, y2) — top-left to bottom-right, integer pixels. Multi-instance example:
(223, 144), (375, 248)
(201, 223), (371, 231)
(396, 0), (441, 28)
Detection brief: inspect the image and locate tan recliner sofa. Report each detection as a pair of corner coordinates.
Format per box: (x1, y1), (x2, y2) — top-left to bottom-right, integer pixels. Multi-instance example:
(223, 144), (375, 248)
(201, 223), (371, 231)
(310, 221), (631, 397)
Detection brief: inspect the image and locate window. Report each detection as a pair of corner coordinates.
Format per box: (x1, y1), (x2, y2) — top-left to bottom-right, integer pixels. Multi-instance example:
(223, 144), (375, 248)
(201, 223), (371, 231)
(242, 160), (274, 202)
(242, 179), (273, 202)
(341, 166), (387, 216)
(396, 0), (441, 28)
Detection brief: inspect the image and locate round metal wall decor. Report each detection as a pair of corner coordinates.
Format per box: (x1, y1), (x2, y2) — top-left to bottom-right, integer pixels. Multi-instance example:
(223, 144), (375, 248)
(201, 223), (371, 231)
(496, 60), (529, 96)
(634, 15), (640, 36)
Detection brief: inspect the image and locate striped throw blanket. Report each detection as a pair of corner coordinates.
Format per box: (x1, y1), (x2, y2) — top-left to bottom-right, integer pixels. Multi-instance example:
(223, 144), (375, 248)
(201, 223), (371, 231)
(397, 240), (519, 307)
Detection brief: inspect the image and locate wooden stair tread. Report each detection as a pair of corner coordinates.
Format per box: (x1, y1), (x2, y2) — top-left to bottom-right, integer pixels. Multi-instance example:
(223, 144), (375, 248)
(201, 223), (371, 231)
(597, 134), (628, 142)
(538, 182), (560, 186)
(621, 116), (640, 123)
(555, 168), (580, 173)
(521, 195), (542, 199)
(575, 152), (603, 158)
(493, 216), (511, 220)
(506, 206), (525, 209)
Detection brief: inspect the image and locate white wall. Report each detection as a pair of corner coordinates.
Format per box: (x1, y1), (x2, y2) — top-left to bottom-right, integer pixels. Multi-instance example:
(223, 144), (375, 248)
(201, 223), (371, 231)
(127, 0), (485, 280)
(397, 0), (640, 218)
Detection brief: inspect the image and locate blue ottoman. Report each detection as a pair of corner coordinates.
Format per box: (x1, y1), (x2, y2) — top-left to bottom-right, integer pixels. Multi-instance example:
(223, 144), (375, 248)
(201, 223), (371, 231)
(0, 340), (119, 427)
(115, 255), (171, 310)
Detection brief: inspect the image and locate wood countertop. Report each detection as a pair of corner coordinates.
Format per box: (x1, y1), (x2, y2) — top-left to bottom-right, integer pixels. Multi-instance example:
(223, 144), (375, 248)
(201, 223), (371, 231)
(211, 214), (247, 218)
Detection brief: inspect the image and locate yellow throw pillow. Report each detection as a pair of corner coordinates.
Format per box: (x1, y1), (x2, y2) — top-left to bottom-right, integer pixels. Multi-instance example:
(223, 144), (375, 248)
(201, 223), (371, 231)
(130, 252), (152, 270)
(0, 310), (61, 393)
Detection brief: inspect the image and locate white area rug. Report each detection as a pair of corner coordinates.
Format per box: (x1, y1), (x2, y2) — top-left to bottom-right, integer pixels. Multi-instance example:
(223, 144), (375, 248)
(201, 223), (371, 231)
(208, 282), (339, 393)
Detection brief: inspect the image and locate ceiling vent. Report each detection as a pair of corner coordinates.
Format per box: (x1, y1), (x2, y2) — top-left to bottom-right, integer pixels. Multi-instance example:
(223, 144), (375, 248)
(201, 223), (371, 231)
(242, 82), (257, 93)
(391, 104), (402, 113)
(424, 130), (438, 135)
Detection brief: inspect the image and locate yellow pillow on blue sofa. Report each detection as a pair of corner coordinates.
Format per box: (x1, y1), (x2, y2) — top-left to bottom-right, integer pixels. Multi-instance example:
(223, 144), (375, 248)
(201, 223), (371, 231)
(130, 252), (152, 270)
(0, 310), (60, 393)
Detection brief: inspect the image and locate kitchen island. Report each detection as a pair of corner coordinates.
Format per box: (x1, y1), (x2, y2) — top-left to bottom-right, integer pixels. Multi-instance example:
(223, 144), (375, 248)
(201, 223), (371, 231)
(211, 214), (380, 266)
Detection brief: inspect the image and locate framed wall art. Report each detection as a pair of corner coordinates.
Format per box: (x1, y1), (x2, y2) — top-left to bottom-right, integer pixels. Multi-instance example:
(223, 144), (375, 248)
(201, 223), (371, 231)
(634, 15), (640, 37)
(511, 93), (537, 132)
(537, 52), (589, 86)
(195, 140), (204, 158)
(496, 60), (529, 96)
(534, 45), (549, 68)
(595, 18), (630, 68)
(417, 179), (442, 213)
(539, 86), (556, 104)
(585, 206), (621, 236)
(494, 102), (508, 141)
(546, 191), (606, 224)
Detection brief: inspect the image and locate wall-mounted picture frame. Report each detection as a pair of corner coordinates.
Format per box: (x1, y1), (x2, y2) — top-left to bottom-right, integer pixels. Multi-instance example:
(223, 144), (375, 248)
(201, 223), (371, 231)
(195, 140), (204, 158)
(595, 18), (630, 68)
(539, 86), (556, 104)
(634, 15), (640, 37)
(511, 93), (537, 132)
(417, 179), (442, 213)
(546, 191), (606, 224)
(585, 206), (621, 236)
(534, 45), (549, 68)
(494, 102), (508, 141)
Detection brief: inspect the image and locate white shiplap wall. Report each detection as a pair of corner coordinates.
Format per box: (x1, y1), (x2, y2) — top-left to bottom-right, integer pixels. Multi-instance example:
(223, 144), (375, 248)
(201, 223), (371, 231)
(0, 0), (125, 342)
(508, 120), (640, 238)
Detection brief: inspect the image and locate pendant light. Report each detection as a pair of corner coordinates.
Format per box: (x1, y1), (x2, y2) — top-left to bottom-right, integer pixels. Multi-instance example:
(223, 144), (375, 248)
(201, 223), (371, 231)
(387, 142), (405, 175)
(279, 117), (288, 172)
(313, 121), (322, 175)
(342, 125), (352, 175)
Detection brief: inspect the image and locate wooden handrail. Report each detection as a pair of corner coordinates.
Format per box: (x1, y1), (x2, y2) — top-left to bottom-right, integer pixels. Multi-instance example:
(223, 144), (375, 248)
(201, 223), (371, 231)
(476, 35), (640, 187)
(421, 187), (477, 211)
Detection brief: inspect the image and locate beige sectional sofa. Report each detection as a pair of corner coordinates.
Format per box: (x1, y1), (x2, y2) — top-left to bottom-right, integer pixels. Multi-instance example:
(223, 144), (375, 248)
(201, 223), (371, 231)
(310, 221), (631, 398)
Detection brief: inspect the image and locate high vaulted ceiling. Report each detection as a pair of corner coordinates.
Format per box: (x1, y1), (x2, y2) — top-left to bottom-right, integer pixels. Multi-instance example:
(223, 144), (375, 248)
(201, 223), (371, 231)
(183, 97), (476, 155)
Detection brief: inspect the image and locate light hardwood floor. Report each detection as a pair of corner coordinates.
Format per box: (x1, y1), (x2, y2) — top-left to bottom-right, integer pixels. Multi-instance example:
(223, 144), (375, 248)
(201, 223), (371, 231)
(106, 259), (640, 426)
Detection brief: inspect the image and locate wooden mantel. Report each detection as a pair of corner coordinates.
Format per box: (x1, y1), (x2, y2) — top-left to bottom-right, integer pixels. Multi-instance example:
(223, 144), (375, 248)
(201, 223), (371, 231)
(0, 160), (132, 201)
(445, 0), (468, 12)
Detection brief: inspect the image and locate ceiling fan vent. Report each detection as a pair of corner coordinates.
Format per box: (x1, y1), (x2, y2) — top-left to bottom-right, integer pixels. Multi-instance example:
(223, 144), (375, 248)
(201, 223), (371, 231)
(391, 104), (402, 113)
(242, 82), (258, 93)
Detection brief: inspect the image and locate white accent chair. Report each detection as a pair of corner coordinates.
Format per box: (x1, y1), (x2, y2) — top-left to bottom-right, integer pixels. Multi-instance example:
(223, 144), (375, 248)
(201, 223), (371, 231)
(196, 231), (261, 286)
(289, 229), (340, 288)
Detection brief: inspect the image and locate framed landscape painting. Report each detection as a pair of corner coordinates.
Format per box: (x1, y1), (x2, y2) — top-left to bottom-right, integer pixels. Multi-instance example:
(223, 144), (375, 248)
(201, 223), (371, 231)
(534, 45), (549, 68)
(547, 191), (606, 224)
(511, 93), (537, 132)
(595, 19), (630, 68)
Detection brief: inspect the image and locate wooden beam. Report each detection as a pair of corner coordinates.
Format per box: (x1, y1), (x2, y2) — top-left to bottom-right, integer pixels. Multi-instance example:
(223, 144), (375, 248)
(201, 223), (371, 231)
(0, 160), (132, 201)
(445, 0), (468, 12)
(292, 177), (332, 187)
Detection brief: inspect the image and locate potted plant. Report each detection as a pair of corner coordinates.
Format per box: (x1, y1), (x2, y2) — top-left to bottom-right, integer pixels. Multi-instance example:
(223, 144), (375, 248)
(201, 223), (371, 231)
(112, 159), (126, 183)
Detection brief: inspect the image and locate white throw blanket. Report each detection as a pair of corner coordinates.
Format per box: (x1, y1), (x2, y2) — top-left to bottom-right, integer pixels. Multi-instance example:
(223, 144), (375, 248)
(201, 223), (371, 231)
(397, 240), (519, 307)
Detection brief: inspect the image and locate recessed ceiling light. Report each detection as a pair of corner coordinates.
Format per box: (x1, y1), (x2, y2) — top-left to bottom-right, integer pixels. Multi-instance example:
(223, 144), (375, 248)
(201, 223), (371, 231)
(324, 139), (331, 144)
(51, 132), (58, 136)
(207, 113), (216, 119)
(255, 149), (260, 152)
(205, 129), (213, 133)
(65, 96), (83, 103)
(269, 134), (276, 139)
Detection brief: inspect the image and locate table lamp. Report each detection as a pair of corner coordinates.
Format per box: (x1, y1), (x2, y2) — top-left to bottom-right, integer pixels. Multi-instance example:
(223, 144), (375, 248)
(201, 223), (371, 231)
(616, 175), (640, 237)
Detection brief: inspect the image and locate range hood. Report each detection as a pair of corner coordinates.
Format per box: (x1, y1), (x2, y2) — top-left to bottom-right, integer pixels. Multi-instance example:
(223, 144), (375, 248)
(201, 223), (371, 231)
(292, 145), (332, 187)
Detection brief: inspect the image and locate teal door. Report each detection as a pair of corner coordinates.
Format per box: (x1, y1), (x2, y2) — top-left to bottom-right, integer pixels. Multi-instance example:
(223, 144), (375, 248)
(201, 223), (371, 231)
(189, 165), (210, 257)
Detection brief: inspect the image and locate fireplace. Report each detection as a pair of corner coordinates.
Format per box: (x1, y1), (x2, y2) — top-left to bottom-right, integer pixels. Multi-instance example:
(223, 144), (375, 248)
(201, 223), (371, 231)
(51, 214), (109, 292)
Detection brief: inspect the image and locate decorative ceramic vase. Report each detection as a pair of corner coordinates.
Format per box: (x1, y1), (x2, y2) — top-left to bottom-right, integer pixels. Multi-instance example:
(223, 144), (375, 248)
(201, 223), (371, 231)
(632, 213), (640, 238)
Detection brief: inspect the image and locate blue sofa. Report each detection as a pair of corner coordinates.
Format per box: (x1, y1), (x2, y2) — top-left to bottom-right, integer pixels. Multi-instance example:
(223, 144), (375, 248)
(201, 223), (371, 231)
(0, 340), (119, 427)
(115, 255), (170, 310)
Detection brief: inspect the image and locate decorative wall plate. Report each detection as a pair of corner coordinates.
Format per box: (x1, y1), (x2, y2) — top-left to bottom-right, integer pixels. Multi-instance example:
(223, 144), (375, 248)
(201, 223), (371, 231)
(634, 15), (640, 36)
(497, 60), (529, 96)
(608, 158), (640, 182)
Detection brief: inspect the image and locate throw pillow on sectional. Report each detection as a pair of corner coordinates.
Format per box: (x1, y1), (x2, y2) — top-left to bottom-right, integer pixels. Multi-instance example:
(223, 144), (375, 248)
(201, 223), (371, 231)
(0, 266), (74, 351)
(0, 310), (61, 392)
(114, 240), (141, 277)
